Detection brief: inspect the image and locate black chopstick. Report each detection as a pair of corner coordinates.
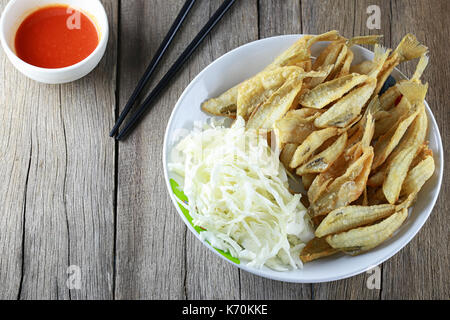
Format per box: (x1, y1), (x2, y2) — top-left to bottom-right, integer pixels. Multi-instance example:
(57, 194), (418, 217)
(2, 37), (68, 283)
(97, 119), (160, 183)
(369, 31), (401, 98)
(110, 0), (196, 137)
(115, 0), (237, 141)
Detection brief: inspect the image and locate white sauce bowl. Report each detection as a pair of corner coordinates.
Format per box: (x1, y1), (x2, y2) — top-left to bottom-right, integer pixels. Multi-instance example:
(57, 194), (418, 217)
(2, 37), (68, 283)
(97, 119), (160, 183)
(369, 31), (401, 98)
(0, 0), (109, 84)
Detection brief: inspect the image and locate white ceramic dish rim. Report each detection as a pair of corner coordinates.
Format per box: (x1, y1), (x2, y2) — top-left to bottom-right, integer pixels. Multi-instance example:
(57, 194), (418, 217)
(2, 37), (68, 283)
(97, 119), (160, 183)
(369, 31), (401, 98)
(162, 34), (444, 283)
(0, 0), (109, 73)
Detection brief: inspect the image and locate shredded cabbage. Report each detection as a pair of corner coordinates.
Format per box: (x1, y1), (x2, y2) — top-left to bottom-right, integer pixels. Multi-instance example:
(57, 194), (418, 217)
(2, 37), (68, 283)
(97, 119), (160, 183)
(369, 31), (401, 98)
(169, 117), (314, 271)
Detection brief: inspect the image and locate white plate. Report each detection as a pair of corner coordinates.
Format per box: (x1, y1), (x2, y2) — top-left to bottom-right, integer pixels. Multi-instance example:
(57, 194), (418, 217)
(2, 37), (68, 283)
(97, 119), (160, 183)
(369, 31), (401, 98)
(162, 35), (444, 283)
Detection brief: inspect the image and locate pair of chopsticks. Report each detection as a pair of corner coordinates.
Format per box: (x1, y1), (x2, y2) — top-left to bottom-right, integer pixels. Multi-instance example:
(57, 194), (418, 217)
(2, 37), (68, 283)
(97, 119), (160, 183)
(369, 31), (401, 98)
(110, 0), (237, 140)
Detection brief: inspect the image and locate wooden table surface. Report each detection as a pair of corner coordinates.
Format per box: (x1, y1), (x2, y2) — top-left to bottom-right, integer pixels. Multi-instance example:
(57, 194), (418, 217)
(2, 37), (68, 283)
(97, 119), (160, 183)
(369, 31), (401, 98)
(0, 0), (448, 300)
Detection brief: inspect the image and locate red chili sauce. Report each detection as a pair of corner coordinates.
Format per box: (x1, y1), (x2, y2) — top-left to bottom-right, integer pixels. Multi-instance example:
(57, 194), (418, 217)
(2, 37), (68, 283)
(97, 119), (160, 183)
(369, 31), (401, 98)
(15, 5), (99, 68)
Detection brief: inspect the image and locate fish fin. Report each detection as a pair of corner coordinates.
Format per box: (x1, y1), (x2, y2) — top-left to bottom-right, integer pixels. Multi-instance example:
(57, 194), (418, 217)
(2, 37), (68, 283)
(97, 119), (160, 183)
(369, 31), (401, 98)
(346, 35), (383, 48)
(397, 81), (429, 105)
(411, 54), (429, 82)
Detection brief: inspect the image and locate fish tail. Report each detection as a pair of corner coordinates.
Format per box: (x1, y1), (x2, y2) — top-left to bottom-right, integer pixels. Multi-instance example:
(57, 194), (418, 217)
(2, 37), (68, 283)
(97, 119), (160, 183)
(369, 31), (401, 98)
(394, 34), (428, 62)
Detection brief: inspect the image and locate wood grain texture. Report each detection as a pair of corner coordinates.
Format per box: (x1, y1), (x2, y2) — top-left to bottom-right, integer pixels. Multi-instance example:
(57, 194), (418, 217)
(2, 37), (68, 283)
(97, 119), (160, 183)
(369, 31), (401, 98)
(259, 0), (302, 37)
(0, 0), (118, 300)
(244, 0), (311, 300)
(353, 0), (392, 48)
(300, 0), (379, 300)
(0, 0), (448, 300)
(18, 83), (71, 300)
(115, 0), (258, 300)
(58, 0), (118, 299)
(381, 0), (450, 300)
(301, 0), (356, 38)
(115, 0), (187, 300)
(0, 36), (37, 299)
(183, 0), (258, 300)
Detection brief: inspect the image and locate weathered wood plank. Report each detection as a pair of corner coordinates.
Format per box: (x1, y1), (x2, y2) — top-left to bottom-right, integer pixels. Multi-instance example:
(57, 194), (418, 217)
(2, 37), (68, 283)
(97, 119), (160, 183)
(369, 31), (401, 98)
(115, 0), (189, 300)
(57, 0), (118, 300)
(0, 0), (447, 301)
(381, 0), (450, 300)
(183, 0), (258, 299)
(301, 0), (355, 38)
(115, 0), (196, 299)
(301, 0), (381, 300)
(240, 274), (312, 300)
(0, 10), (36, 296)
(0, 0), (67, 300)
(115, 0), (258, 300)
(238, 0), (312, 300)
(0, 0), (118, 299)
(343, 0), (392, 300)
(353, 0), (392, 49)
(18, 84), (71, 300)
(258, 0), (301, 38)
